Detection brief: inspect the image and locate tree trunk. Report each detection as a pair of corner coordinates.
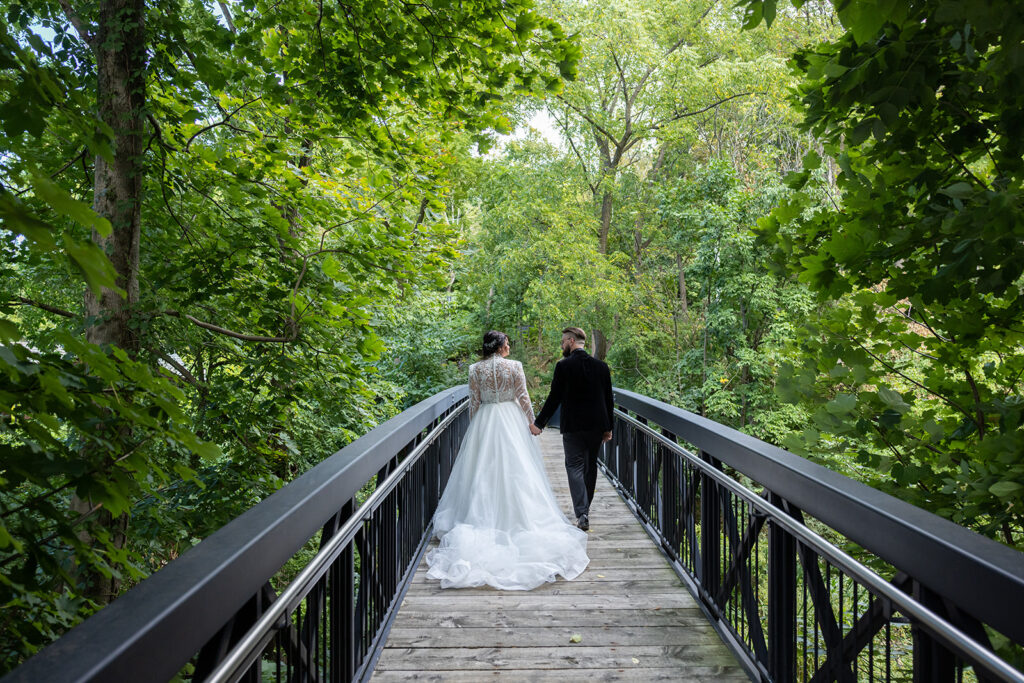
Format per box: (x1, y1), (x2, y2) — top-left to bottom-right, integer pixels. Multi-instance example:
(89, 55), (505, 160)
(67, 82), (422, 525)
(74, 0), (147, 605)
(598, 189), (612, 255)
(633, 213), (644, 270)
(592, 187), (613, 360)
(676, 253), (689, 317)
(591, 328), (609, 361)
(84, 0), (145, 350)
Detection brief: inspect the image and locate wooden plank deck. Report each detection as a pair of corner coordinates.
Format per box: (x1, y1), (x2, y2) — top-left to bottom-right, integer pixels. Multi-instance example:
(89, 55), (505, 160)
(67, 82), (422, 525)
(372, 431), (748, 681)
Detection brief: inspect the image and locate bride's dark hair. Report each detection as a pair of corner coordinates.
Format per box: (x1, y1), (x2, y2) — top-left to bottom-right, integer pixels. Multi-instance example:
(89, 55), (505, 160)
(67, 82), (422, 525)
(479, 330), (509, 358)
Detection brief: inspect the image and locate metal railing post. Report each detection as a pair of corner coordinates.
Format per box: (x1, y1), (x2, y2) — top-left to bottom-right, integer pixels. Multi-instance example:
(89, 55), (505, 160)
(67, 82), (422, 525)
(699, 451), (722, 607)
(661, 429), (679, 556)
(912, 581), (957, 683)
(768, 492), (797, 682)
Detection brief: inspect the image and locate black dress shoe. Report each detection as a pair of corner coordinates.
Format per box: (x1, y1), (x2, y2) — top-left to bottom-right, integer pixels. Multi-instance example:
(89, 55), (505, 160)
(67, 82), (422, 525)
(577, 513), (589, 531)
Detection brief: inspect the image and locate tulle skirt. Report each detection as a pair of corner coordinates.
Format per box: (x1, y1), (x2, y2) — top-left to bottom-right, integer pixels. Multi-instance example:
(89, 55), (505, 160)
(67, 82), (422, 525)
(425, 401), (590, 590)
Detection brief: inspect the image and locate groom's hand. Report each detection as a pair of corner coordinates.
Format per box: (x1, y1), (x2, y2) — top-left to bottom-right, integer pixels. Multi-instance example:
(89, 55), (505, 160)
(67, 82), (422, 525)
(529, 424), (542, 436)
(601, 431), (612, 442)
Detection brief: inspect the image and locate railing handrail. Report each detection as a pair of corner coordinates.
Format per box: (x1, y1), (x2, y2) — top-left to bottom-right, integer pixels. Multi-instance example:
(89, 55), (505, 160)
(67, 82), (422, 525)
(616, 409), (1024, 683)
(613, 387), (1024, 646)
(4, 385), (469, 683)
(204, 401), (469, 683)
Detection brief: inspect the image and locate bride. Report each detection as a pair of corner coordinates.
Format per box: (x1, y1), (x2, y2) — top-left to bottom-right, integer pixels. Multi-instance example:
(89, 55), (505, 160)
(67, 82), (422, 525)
(425, 330), (590, 590)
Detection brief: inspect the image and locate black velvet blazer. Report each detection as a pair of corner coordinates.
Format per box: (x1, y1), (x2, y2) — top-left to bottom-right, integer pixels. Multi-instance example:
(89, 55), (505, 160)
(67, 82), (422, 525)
(534, 349), (614, 434)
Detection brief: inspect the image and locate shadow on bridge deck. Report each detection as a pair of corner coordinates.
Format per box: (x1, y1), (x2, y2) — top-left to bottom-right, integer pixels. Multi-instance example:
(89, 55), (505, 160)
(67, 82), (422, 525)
(373, 431), (746, 681)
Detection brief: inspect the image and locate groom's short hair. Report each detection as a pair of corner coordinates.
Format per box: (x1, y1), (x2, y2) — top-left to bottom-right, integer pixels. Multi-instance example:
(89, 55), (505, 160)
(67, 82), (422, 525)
(562, 326), (586, 343)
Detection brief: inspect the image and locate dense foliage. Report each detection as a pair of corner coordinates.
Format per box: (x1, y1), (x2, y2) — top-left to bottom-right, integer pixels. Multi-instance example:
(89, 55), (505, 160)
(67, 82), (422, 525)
(459, 0), (1022, 552)
(2, 0), (1021, 673)
(0, 0), (573, 668)
(460, 0), (837, 441)
(741, 0), (1024, 547)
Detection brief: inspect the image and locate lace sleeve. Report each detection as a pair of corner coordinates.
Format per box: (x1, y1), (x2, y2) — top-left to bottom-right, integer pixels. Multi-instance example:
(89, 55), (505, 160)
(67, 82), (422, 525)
(469, 365), (481, 419)
(513, 361), (534, 423)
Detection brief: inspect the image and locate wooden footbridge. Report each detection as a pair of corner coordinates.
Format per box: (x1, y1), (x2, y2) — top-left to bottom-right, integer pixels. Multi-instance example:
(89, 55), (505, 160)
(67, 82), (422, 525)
(375, 431), (745, 681)
(6, 387), (1024, 683)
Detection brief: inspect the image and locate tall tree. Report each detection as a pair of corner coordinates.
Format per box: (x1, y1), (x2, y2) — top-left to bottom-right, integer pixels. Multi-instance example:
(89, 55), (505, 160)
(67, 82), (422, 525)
(541, 0), (804, 357)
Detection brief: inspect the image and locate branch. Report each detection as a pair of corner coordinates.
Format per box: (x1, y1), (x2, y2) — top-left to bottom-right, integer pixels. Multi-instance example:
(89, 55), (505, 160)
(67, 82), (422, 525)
(147, 114), (177, 152)
(651, 92), (756, 130)
(0, 500), (105, 572)
(896, 338), (938, 361)
(627, 1), (716, 105)
(558, 96), (621, 146)
(154, 350), (203, 388)
(610, 49), (631, 106)
(164, 310), (297, 343)
(217, 0), (236, 33)
(692, 0), (719, 32)
(184, 97), (262, 151)
(414, 197), (429, 229)
(897, 304), (950, 343)
(57, 0), (96, 48)
(14, 149), (89, 197)
(854, 339), (979, 429)
(930, 132), (990, 192)
(556, 112), (598, 194)
(153, 130), (196, 246)
(11, 297), (75, 318)
(869, 423), (933, 494)
(315, 0), (327, 70)
(963, 366), (986, 438)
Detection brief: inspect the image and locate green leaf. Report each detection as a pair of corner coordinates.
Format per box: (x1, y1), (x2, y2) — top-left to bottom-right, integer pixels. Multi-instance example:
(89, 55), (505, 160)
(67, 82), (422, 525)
(0, 193), (59, 250)
(191, 439), (222, 461)
(515, 12), (538, 40)
(31, 175), (112, 237)
(0, 318), (20, 342)
(939, 182), (973, 199)
(64, 236), (123, 298)
(877, 387), (910, 413)
(823, 63), (848, 78)
(826, 393), (858, 415)
(989, 481), (1022, 497)
(742, 1), (764, 30)
(838, 2), (886, 44)
(784, 170), (810, 190)
(0, 521), (24, 552)
(322, 254), (344, 280)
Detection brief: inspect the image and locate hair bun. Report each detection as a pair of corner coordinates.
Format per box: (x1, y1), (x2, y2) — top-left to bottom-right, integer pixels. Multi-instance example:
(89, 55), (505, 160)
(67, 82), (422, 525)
(478, 330), (508, 357)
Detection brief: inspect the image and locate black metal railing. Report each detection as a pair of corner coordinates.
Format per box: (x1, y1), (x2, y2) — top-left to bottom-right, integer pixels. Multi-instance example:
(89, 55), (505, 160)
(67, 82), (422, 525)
(4, 386), (469, 683)
(605, 388), (1024, 683)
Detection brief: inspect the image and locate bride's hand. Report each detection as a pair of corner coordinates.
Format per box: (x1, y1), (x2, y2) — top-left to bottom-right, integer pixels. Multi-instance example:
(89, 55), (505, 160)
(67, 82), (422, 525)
(529, 424), (542, 436)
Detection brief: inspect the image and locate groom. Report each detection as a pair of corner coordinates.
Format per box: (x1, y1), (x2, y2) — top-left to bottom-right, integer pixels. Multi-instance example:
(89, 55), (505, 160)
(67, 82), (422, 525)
(530, 327), (614, 532)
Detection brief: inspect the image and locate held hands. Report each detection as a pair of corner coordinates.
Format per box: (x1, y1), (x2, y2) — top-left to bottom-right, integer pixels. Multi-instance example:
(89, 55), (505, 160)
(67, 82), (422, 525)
(529, 424), (543, 436)
(601, 431), (612, 442)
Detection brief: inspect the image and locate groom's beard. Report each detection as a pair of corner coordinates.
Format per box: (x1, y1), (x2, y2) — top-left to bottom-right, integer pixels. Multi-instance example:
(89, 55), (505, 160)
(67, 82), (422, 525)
(562, 346), (572, 358)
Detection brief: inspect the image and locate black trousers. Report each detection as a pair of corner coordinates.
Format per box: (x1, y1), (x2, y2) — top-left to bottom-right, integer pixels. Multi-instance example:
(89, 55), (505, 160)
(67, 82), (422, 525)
(562, 430), (605, 519)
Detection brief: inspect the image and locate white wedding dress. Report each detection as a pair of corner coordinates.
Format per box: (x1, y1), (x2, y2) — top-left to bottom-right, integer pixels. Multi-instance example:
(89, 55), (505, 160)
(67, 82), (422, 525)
(425, 354), (590, 590)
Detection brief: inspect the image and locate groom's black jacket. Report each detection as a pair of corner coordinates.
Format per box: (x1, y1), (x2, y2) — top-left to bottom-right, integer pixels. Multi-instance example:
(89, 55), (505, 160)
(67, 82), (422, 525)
(534, 348), (614, 433)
